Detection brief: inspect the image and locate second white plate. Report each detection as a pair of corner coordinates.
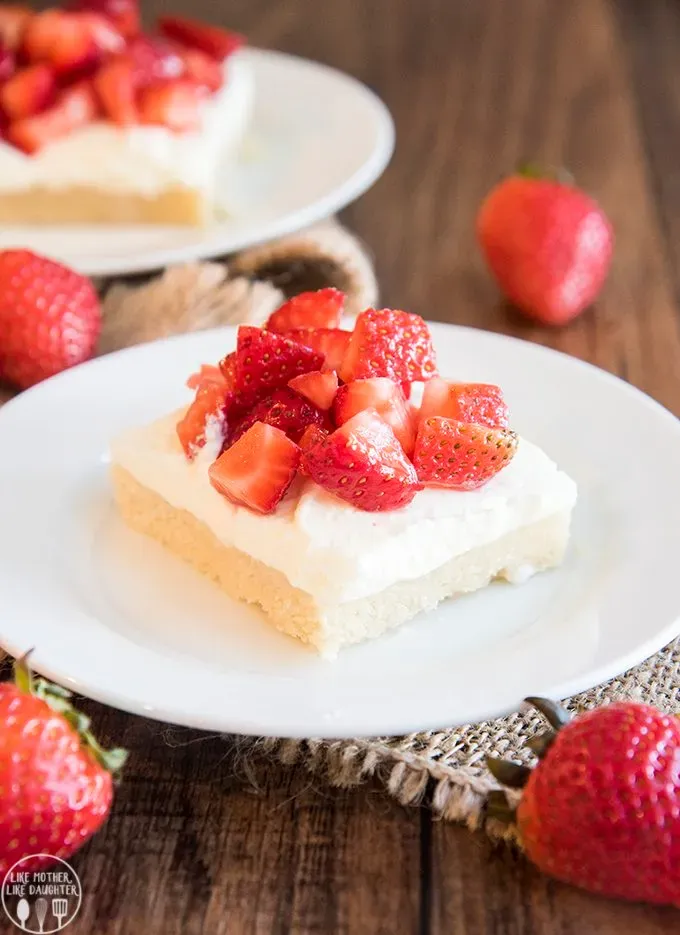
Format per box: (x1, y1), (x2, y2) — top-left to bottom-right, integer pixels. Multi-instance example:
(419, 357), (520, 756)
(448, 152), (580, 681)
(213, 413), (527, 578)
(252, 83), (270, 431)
(0, 49), (395, 277)
(1, 324), (679, 738)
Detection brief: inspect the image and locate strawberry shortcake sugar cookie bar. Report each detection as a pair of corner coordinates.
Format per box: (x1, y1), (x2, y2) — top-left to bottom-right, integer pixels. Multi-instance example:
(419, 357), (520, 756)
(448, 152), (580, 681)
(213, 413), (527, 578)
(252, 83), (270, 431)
(0, 2), (251, 224)
(111, 288), (577, 656)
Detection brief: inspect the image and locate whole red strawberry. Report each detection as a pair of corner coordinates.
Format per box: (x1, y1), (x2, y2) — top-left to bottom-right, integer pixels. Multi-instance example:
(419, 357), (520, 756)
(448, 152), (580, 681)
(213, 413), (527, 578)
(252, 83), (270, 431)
(488, 698), (680, 908)
(0, 249), (101, 388)
(0, 656), (126, 874)
(477, 172), (613, 326)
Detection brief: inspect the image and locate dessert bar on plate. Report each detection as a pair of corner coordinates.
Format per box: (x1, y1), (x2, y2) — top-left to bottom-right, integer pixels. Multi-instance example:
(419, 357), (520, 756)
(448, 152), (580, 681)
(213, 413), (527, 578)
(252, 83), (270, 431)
(111, 289), (577, 656)
(0, 3), (252, 225)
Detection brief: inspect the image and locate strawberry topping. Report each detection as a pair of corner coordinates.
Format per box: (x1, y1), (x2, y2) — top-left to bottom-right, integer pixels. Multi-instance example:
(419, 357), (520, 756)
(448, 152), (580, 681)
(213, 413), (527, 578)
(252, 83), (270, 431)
(419, 378), (510, 429)
(234, 326), (325, 406)
(186, 363), (225, 391)
(228, 387), (328, 446)
(209, 422), (300, 515)
(93, 57), (137, 124)
(340, 308), (437, 384)
(266, 288), (345, 333)
(138, 78), (205, 132)
(0, 63), (55, 120)
(288, 370), (338, 410)
(412, 417), (518, 490)
(179, 47), (223, 92)
(158, 16), (243, 61)
(334, 377), (416, 456)
(125, 34), (185, 85)
(8, 82), (97, 154)
(176, 380), (229, 459)
(0, 6), (32, 51)
(302, 410), (422, 512)
(67, 0), (140, 40)
(282, 328), (351, 373)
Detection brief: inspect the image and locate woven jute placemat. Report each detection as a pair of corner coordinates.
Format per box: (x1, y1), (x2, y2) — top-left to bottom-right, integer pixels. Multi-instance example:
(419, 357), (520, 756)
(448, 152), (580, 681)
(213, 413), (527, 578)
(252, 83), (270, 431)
(1, 219), (678, 840)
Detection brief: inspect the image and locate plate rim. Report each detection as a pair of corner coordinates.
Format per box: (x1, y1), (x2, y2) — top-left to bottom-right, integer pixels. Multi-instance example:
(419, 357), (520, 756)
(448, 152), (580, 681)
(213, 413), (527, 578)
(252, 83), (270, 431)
(1, 322), (679, 738)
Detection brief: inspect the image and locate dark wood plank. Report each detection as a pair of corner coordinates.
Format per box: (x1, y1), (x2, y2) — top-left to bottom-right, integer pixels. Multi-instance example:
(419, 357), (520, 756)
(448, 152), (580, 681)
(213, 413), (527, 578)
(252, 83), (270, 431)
(65, 708), (422, 935)
(431, 827), (678, 935)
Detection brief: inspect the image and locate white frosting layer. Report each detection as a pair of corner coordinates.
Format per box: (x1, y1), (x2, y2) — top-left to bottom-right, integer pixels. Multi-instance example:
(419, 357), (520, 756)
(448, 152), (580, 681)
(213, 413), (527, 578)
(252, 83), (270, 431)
(0, 53), (253, 195)
(111, 411), (578, 606)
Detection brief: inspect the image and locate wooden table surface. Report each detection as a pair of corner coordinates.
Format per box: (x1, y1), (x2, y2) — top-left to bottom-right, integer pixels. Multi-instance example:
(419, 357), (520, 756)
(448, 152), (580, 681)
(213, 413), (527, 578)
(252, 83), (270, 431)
(5, 0), (680, 932)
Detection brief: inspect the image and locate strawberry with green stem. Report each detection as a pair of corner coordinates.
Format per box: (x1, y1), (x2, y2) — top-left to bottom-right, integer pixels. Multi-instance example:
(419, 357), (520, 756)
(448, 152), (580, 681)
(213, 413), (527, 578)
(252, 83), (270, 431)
(487, 697), (680, 908)
(0, 655), (127, 874)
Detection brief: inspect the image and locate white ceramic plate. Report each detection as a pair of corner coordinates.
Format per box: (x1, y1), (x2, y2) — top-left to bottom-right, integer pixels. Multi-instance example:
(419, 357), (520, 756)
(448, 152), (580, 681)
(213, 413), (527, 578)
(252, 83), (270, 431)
(1, 324), (680, 738)
(0, 49), (394, 277)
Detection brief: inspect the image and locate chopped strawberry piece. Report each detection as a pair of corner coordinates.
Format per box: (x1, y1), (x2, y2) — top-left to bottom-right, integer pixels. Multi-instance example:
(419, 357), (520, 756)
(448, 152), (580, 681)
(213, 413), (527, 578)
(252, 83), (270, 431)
(340, 308), (437, 384)
(412, 417), (518, 490)
(334, 377), (416, 456)
(186, 363), (225, 391)
(0, 6), (32, 51)
(180, 47), (223, 92)
(0, 43), (16, 82)
(67, 0), (140, 40)
(0, 64), (55, 120)
(22, 10), (124, 79)
(298, 423), (329, 475)
(229, 387), (328, 447)
(299, 423), (329, 453)
(209, 422), (300, 515)
(266, 288), (346, 333)
(8, 82), (97, 154)
(288, 370), (338, 411)
(419, 378), (510, 429)
(176, 381), (228, 459)
(93, 57), (137, 124)
(401, 382), (411, 400)
(159, 16), (244, 62)
(126, 35), (185, 86)
(302, 410), (421, 512)
(283, 328), (351, 373)
(138, 79), (205, 132)
(234, 326), (325, 406)
(218, 351), (237, 385)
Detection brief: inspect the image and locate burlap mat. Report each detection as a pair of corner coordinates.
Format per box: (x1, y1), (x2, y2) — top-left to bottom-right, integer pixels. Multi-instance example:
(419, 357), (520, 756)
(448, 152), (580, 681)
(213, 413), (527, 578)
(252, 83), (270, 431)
(1, 219), (678, 840)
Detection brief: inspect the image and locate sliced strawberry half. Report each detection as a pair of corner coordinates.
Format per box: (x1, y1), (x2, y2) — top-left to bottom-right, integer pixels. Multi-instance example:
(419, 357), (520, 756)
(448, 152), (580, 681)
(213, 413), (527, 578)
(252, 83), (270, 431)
(282, 328), (351, 373)
(138, 78), (205, 132)
(340, 308), (437, 384)
(209, 422), (300, 515)
(288, 370), (338, 411)
(229, 387), (328, 447)
(67, 0), (140, 40)
(266, 288), (346, 333)
(0, 63), (55, 120)
(159, 16), (244, 62)
(419, 378), (510, 429)
(302, 409), (422, 512)
(186, 363), (225, 391)
(334, 377), (416, 456)
(0, 6), (32, 51)
(22, 10), (124, 79)
(8, 82), (97, 154)
(234, 326), (325, 406)
(180, 47), (223, 92)
(412, 417), (518, 490)
(126, 35), (185, 86)
(93, 57), (137, 124)
(176, 380), (229, 459)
